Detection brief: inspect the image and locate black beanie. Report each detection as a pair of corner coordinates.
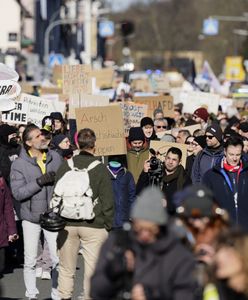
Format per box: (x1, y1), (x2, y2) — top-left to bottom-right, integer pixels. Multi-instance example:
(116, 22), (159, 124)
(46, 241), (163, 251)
(50, 112), (64, 122)
(51, 134), (67, 148)
(128, 127), (145, 143)
(140, 117), (154, 128)
(0, 124), (17, 146)
(194, 135), (207, 149)
(205, 123), (223, 142)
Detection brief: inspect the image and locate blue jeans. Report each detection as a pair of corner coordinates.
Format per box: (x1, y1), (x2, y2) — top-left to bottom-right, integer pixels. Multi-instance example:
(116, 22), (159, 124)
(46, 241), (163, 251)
(22, 220), (59, 299)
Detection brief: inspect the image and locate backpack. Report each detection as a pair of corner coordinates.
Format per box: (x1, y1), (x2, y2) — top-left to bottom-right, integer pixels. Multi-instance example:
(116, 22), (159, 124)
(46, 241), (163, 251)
(50, 157), (101, 220)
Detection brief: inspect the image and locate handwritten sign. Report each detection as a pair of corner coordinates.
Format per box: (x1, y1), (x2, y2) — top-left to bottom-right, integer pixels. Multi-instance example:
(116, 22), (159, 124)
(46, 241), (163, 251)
(62, 64), (92, 95)
(75, 105), (126, 156)
(119, 102), (148, 136)
(2, 100), (28, 124)
(69, 94), (109, 118)
(134, 95), (174, 118)
(180, 91), (220, 115)
(2, 93), (65, 127)
(150, 140), (187, 168)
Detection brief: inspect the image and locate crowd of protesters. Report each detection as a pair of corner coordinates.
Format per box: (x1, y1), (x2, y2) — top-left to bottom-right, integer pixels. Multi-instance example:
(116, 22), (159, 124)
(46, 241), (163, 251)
(1, 80), (248, 300)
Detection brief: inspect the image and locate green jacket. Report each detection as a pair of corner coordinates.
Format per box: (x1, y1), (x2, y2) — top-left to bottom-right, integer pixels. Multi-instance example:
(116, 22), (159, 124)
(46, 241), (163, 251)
(54, 151), (114, 231)
(127, 148), (149, 183)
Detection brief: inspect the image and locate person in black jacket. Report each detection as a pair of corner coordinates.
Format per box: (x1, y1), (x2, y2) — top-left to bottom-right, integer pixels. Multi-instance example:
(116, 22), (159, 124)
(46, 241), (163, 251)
(137, 147), (191, 214)
(202, 136), (248, 231)
(90, 187), (197, 300)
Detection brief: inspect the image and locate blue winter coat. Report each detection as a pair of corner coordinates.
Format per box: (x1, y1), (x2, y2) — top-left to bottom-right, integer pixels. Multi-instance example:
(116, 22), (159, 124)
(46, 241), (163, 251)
(191, 146), (224, 183)
(202, 158), (248, 231)
(108, 167), (136, 228)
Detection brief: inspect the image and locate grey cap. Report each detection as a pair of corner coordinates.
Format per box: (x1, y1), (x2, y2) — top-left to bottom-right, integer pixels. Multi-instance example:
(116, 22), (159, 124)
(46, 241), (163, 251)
(131, 187), (168, 225)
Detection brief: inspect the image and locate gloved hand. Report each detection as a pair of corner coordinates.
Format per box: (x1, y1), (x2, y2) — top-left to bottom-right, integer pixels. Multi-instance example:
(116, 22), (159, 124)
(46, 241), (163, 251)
(36, 172), (56, 187)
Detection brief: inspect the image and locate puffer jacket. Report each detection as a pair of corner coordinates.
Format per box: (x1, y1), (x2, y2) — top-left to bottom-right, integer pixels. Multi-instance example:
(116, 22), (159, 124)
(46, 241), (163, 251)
(108, 167), (136, 228)
(10, 147), (62, 223)
(0, 177), (16, 248)
(91, 229), (197, 300)
(191, 146), (224, 183)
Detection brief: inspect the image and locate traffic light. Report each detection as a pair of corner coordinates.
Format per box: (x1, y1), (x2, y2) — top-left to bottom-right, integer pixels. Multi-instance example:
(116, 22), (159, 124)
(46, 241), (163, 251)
(120, 21), (135, 37)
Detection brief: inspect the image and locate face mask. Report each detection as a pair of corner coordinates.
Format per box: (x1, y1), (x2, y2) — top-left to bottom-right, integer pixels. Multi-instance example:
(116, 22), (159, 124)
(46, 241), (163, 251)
(9, 137), (19, 147)
(61, 147), (73, 158)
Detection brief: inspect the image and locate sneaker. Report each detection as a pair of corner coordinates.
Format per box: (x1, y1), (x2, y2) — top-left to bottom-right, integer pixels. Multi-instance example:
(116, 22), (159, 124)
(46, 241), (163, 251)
(35, 267), (42, 278)
(41, 270), (51, 280)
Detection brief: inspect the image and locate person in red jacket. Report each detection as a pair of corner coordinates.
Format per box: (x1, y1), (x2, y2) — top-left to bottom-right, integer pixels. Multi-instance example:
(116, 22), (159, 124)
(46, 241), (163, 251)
(0, 175), (18, 277)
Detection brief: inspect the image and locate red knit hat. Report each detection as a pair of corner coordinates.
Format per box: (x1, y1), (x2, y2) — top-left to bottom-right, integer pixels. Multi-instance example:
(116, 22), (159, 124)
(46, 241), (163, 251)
(193, 107), (209, 123)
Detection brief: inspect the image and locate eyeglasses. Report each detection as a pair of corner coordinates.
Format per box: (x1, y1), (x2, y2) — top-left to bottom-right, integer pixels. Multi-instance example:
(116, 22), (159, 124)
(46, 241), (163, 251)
(156, 126), (167, 129)
(205, 135), (214, 140)
(185, 141), (195, 145)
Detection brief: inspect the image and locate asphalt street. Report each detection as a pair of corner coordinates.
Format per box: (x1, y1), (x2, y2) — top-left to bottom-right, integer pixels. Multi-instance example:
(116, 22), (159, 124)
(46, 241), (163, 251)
(0, 256), (84, 300)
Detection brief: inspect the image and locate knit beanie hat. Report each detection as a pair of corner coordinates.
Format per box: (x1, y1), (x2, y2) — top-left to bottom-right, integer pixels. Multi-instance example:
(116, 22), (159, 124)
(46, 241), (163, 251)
(50, 112), (64, 122)
(239, 122), (248, 133)
(128, 127), (145, 143)
(140, 117), (154, 128)
(193, 107), (209, 123)
(51, 134), (67, 148)
(175, 184), (215, 218)
(194, 135), (207, 149)
(205, 123), (223, 142)
(131, 187), (168, 225)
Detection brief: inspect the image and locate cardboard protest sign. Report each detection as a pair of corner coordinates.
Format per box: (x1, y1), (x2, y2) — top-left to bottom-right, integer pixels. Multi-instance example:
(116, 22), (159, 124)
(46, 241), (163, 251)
(91, 68), (114, 89)
(150, 140), (187, 168)
(52, 65), (62, 85)
(131, 79), (153, 93)
(62, 64), (92, 95)
(134, 95), (174, 118)
(2, 100), (28, 125)
(19, 82), (34, 94)
(69, 94), (109, 118)
(75, 105), (126, 156)
(2, 93), (65, 127)
(119, 102), (148, 136)
(40, 87), (63, 95)
(181, 91), (220, 115)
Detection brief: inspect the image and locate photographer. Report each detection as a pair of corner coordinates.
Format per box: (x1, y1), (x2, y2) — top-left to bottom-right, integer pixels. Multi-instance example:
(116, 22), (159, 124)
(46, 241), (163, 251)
(136, 147), (191, 215)
(90, 187), (197, 300)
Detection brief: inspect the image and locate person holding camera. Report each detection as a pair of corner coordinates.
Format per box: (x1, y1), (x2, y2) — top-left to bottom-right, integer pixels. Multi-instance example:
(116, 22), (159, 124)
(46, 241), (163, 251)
(91, 187), (197, 300)
(136, 147), (191, 214)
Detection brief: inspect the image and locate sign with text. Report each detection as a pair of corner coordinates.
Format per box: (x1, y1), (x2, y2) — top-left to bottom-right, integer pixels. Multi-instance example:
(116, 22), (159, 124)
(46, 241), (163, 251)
(134, 95), (174, 118)
(181, 91), (220, 115)
(150, 140), (187, 168)
(75, 105), (126, 156)
(153, 76), (170, 94)
(62, 64), (92, 95)
(2, 93), (65, 127)
(119, 102), (148, 136)
(69, 93), (109, 118)
(2, 100), (28, 124)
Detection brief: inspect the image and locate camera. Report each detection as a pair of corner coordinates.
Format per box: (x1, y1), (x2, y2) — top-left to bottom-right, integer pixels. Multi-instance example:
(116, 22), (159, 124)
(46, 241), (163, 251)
(148, 149), (164, 185)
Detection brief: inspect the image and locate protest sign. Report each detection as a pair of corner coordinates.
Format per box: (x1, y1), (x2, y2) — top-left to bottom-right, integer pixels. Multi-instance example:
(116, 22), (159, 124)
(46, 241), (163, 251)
(134, 95), (174, 118)
(131, 78), (153, 93)
(40, 87), (63, 95)
(69, 93), (109, 118)
(219, 97), (234, 113)
(180, 91), (220, 115)
(52, 65), (63, 85)
(152, 76), (170, 94)
(150, 140), (187, 168)
(62, 64), (92, 95)
(2, 93), (65, 127)
(2, 100), (28, 124)
(19, 82), (34, 94)
(75, 105), (126, 156)
(91, 68), (114, 89)
(119, 102), (148, 136)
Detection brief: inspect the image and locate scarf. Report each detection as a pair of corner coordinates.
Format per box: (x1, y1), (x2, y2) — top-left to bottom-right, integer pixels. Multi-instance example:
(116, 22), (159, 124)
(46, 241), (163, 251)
(163, 164), (185, 190)
(222, 158), (243, 182)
